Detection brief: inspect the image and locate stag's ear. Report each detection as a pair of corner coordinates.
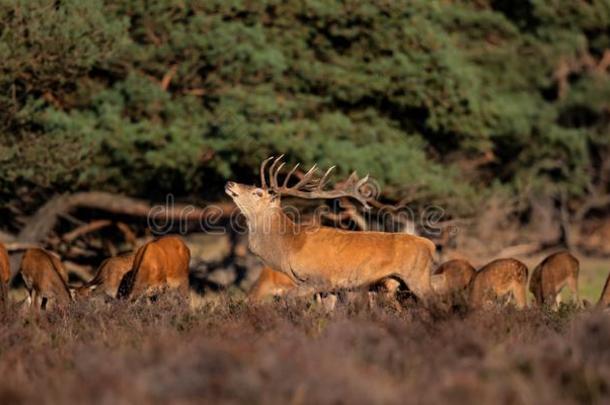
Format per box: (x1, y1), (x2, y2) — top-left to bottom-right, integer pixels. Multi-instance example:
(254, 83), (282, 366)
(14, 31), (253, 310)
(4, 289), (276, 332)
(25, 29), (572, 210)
(270, 192), (279, 203)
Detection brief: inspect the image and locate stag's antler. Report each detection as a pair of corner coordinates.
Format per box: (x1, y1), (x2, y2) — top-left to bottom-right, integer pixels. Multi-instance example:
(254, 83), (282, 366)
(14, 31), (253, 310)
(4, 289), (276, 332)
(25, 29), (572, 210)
(260, 155), (374, 209)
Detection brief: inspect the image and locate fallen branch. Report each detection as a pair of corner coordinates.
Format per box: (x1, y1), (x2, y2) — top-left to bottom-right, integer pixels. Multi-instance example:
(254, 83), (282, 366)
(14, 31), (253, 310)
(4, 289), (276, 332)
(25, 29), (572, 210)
(116, 222), (137, 245)
(574, 193), (610, 223)
(3, 242), (39, 252)
(17, 191), (235, 244)
(0, 231), (16, 244)
(496, 242), (542, 258)
(62, 220), (113, 243)
(63, 261), (93, 283)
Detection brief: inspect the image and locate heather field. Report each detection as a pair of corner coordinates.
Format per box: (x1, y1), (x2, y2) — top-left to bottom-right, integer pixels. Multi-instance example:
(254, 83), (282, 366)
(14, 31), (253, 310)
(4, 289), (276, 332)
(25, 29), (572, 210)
(2, 1), (610, 404)
(1, 295), (609, 405)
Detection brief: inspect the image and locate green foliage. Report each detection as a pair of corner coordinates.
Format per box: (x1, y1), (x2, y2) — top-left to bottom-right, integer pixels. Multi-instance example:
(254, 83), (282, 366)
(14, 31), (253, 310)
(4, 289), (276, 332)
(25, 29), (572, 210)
(1, 0), (609, 214)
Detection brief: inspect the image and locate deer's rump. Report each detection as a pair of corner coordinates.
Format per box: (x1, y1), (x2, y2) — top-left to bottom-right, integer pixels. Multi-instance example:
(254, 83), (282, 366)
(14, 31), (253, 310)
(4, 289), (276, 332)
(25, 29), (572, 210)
(118, 237), (190, 299)
(288, 228), (434, 295)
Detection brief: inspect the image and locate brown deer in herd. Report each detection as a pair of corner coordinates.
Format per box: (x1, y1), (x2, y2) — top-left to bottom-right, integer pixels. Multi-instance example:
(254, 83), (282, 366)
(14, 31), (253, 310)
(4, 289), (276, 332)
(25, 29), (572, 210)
(469, 258), (528, 309)
(225, 156), (435, 301)
(432, 259), (476, 296)
(529, 251), (579, 307)
(117, 236), (190, 300)
(76, 252), (135, 299)
(20, 248), (72, 309)
(248, 266), (296, 301)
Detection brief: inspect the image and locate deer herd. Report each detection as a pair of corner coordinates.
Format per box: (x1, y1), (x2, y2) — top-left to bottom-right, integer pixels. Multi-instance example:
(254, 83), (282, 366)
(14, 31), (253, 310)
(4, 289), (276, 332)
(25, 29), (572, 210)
(0, 156), (609, 312)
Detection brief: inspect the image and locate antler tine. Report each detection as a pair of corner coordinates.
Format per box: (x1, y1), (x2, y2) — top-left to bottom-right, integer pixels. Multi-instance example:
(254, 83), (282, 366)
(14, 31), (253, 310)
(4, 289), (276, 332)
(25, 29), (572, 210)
(260, 156), (274, 188)
(292, 164), (318, 189)
(268, 154), (285, 189)
(273, 162), (286, 188)
(282, 163), (300, 188)
(265, 159), (377, 210)
(355, 174), (370, 189)
(344, 171), (359, 186)
(354, 174), (373, 209)
(317, 165), (336, 190)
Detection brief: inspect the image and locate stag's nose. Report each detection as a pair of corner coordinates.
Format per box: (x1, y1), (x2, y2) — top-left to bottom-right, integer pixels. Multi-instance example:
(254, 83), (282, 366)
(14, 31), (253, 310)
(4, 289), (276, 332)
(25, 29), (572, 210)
(225, 181), (238, 197)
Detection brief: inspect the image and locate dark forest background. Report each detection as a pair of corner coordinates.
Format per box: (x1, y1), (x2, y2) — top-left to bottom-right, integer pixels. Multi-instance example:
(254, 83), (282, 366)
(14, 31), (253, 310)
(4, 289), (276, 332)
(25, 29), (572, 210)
(0, 0), (609, 257)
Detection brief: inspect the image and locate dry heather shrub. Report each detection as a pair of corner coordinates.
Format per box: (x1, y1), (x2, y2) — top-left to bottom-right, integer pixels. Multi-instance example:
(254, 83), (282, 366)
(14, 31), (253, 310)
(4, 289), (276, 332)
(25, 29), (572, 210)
(0, 295), (608, 404)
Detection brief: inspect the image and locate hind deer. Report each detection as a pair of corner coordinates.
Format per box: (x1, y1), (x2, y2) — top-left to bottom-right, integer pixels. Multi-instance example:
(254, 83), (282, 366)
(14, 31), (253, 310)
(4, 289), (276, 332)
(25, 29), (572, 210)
(432, 259), (475, 296)
(20, 248), (72, 309)
(225, 156), (435, 301)
(76, 252), (135, 299)
(529, 251), (579, 307)
(469, 258), (528, 309)
(249, 266), (296, 301)
(117, 236), (190, 300)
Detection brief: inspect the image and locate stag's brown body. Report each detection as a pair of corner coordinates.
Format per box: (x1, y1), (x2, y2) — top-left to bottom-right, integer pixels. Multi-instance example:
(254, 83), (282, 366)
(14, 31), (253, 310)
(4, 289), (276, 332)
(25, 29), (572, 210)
(77, 253), (135, 299)
(117, 236), (190, 300)
(469, 258), (528, 309)
(226, 157), (435, 299)
(248, 266), (296, 301)
(529, 251), (579, 307)
(598, 272), (610, 308)
(20, 248), (72, 309)
(432, 259), (475, 295)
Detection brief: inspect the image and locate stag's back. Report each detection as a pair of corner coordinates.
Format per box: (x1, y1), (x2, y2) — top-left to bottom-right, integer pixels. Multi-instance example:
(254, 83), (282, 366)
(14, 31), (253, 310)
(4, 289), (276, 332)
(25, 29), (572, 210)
(20, 248), (72, 307)
(469, 258), (528, 309)
(118, 236), (190, 300)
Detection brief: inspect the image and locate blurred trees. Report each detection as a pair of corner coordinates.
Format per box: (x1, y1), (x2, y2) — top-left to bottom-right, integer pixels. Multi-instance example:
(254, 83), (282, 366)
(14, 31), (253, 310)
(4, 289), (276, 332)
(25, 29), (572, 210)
(0, 0), (609, 217)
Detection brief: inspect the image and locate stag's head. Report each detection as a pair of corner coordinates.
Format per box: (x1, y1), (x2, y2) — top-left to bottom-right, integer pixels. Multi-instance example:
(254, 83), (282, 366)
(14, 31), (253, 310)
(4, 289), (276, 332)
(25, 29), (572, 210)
(225, 181), (279, 220)
(225, 155), (373, 221)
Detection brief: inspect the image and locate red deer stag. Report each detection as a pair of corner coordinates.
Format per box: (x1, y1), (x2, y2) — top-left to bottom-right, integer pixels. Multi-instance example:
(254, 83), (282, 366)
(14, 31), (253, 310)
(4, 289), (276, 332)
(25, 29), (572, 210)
(529, 251), (579, 307)
(117, 236), (190, 300)
(225, 156), (435, 300)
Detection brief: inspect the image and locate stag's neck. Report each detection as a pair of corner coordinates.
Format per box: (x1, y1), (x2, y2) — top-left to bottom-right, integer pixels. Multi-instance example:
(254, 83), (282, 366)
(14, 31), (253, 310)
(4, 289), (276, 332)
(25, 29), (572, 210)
(247, 208), (301, 268)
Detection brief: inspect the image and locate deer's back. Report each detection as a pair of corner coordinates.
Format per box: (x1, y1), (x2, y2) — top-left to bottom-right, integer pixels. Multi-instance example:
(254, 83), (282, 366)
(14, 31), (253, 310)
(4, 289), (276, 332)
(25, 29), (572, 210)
(434, 259), (476, 291)
(470, 258), (528, 301)
(120, 236), (190, 298)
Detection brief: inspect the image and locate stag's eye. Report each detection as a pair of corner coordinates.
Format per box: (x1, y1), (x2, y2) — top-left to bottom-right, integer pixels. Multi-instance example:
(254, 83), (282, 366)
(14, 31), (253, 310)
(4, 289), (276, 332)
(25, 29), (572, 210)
(253, 189), (264, 198)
